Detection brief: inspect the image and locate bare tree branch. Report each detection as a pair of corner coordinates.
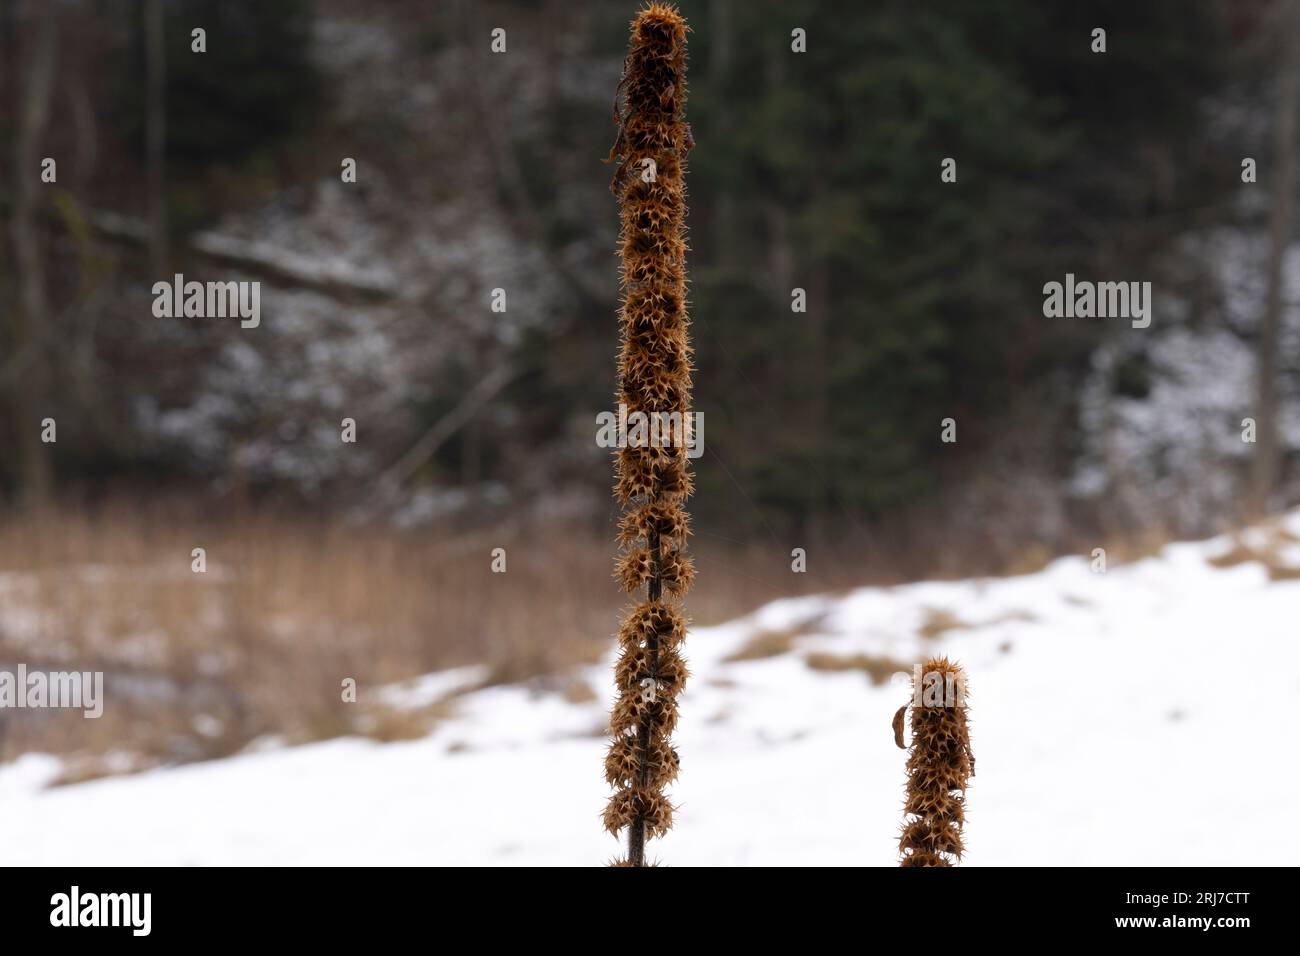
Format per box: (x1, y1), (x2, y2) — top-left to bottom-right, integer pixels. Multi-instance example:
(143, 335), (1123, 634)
(374, 361), (518, 494)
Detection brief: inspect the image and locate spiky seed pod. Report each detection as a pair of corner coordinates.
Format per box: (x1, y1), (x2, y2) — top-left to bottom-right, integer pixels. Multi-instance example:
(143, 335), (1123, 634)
(603, 785), (675, 840)
(603, 3), (694, 868)
(613, 643), (688, 694)
(609, 690), (680, 738)
(618, 600), (687, 650)
(616, 445), (693, 502)
(614, 545), (695, 594)
(899, 657), (974, 867)
(617, 500), (691, 547)
(604, 735), (680, 789)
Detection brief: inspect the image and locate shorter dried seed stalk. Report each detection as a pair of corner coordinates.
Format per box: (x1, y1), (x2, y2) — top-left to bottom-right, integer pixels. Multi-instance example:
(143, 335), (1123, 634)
(898, 657), (974, 867)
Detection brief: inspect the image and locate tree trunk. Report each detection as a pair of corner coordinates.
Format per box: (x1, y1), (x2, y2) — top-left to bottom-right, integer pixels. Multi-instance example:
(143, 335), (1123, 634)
(144, 0), (168, 279)
(1250, 0), (1300, 519)
(711, 0), (735, 273)
(8, 1), (58, 509)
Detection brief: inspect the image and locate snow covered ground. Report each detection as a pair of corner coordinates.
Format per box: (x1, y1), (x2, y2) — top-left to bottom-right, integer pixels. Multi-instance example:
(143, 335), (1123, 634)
(5, 514), (1300, 866)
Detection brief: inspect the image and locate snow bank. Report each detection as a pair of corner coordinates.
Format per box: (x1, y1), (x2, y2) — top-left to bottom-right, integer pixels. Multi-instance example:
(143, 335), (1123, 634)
(4, 518), (1298, 865)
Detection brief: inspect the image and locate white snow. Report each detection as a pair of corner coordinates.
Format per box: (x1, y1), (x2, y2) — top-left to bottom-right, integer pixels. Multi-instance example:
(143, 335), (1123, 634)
(4, 516), (1299, 866)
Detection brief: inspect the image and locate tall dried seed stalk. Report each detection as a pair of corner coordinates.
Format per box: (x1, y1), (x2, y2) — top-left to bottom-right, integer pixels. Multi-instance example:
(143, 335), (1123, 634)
(602, 3), (694, 868)
(897, 657), (974, 867)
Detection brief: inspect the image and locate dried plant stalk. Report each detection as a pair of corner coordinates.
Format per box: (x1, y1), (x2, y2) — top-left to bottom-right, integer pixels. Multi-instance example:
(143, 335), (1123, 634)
(602, 3), (694, 868)
(898, 657), (974, 867)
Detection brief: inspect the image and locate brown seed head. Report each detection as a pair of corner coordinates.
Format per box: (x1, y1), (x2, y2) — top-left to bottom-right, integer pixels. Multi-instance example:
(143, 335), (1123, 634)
(899, 657), (973, 866)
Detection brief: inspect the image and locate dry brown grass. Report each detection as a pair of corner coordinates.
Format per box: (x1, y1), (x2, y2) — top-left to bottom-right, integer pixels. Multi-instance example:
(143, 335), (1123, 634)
(723, 629), (798, 662)
(1206, 525), (1300, 581)
(917, 608), (970, 641)
(1206, 543), (1257, 568)
(0, 498), (628, 769)
(803, 651), (909, 686)
(0, 497), (878, 771)
(355, 697), (461, 744)
(0, 490), (1244, 775)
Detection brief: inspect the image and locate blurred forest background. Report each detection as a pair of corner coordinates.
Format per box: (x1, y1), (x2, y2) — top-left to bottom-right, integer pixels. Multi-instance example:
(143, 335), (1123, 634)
(2, 0), (1299, 774)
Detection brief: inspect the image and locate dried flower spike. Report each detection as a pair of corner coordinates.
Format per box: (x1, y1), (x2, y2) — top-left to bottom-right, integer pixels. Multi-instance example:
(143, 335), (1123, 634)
(898, 657), (974, 867)
(602, 3), (694, 868)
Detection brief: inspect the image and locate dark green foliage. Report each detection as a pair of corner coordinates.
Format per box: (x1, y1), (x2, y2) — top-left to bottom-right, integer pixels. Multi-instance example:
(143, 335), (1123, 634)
(661, 0), (1229, 529)
(113, 0), (321, 168)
